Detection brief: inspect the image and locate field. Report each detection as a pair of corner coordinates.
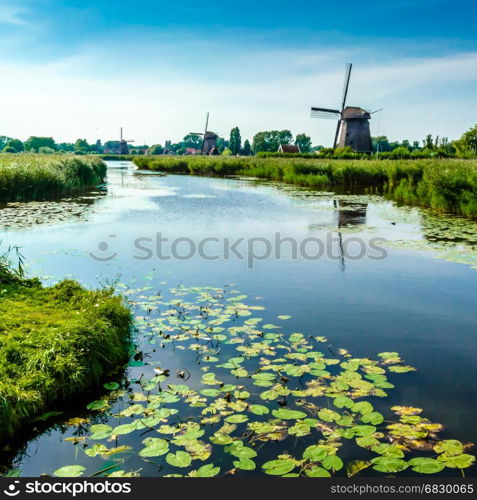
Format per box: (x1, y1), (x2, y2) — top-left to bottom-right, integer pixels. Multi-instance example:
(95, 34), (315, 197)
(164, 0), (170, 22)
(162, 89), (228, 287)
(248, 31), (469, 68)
(0, 259), (132, 441)
(133, 156), (477, 219)
(0, 154), (106, 203)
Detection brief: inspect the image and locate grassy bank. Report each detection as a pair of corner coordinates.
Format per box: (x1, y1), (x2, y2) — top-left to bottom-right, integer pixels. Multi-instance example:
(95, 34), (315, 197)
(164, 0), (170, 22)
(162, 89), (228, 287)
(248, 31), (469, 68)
(133, 156), (477, 219)
(0, 155), (106, 203)
(0, 260), (131, 440)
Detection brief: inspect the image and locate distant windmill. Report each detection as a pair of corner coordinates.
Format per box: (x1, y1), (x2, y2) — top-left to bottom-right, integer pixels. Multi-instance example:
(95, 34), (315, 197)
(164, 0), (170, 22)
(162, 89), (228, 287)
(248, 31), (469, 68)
(311, 63), (381, 152)
(190, 112), (219, 155)
(119, 127), (134, 155)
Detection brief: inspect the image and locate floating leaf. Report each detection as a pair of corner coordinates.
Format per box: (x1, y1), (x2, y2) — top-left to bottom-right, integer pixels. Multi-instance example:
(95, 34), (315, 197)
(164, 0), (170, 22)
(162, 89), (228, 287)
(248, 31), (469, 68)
(233, 458), (256, 470)
(86, 400), (108, 411)
(302, 445), (328, 462)
(433, 440), (464, 456)
(371, 457), (408, 473)
(437, 454), (475, 469)
(346, 460), (370, 477)
(322, 455), (344, 471)
(54, 465), (86, 477)
(262, 459), (296, 476)
(249, 404), (270, 415)
(272, 409), (307, 420)
(408, 458), (446, 474)
(139, 438), (169, 457)
(305, 466), (331, 477)
(166, 451), (192, 468)
(103, 382), (120, 390)
(191, 464), (220, 477)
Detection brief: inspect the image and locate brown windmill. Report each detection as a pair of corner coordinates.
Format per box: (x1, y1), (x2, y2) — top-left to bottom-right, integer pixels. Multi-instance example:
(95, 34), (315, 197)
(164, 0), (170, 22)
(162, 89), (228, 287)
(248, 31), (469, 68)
(190, 112), (219, 155)
(311, 63), (381, 152)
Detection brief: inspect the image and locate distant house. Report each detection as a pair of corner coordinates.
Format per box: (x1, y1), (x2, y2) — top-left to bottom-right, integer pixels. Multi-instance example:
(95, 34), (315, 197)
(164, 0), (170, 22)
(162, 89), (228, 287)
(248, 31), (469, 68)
(278, 144), (301, 154)
(185, 147), (202, 155)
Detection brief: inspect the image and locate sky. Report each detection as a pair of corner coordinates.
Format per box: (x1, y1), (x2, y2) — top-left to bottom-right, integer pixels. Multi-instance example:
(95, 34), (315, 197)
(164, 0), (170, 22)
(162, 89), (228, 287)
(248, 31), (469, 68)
(0, 0), (476, 147)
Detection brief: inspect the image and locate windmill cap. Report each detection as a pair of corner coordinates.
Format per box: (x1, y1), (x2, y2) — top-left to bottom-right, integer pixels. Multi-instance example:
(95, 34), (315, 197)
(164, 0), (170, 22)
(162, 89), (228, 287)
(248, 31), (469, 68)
(342, 106), (371, 119)
(204, 131), (218, 139)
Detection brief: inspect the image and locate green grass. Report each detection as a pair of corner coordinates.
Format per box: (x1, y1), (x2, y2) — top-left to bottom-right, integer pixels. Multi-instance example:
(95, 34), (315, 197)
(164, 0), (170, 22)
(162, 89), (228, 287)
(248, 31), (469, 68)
(0, 262), (131, 440)
(0, 154), (107, 203)
(133, 156), (477, 218)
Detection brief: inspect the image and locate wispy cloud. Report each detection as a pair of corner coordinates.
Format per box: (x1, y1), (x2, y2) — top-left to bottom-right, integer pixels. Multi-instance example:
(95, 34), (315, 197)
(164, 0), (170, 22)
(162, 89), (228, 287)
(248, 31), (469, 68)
(0, 4), (28, 25)
(0, 29), (476, 145)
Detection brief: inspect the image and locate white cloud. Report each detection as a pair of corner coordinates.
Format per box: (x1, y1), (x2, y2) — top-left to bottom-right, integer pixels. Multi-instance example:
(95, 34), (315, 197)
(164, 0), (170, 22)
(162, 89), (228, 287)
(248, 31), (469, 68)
(0, 35), (476, 146)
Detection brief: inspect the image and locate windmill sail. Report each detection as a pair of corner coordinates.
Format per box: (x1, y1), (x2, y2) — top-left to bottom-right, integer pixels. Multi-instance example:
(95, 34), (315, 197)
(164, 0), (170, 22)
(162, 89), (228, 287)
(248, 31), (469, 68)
(340, 63), (352, 111)
(311, 107), (341, 119)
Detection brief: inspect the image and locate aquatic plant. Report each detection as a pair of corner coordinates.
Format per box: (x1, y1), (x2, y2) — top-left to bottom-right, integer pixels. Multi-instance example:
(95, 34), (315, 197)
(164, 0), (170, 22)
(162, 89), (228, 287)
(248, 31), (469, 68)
(45, 285), (474, 478)
(0, 276), (132, 440)
(0, 154), (106, 203)
(132, 156), (477, 219)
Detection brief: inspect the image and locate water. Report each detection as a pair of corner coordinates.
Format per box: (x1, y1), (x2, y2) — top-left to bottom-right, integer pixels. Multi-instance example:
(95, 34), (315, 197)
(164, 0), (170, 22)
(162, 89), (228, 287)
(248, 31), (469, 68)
(1, 161), (476, 477)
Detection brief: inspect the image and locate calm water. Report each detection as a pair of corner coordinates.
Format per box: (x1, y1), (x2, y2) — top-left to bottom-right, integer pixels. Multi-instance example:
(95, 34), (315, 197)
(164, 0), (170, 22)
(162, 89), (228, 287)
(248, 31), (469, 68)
(1, 161), (476, 476)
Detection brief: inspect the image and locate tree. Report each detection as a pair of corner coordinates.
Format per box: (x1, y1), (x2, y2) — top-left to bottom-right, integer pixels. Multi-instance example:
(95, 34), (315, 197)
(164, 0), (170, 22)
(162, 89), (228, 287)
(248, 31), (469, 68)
(252, 130), (293, 153)
(216, 137), (229, 154)
(24, 136), (56, 152)
(5, 138), (24, 153)
(372, 136), (392, 153)
(0, 136), (13, 150)
(423, 134), (434, 150)
(74, 139), (90, 154)
(294, 133), (312, 153)
(38, 146), (55, 154)
(149, 144), (164, 155)
(229, 127), (242, 155)
(58, 142), (75, 152)
(182, 134), (203, 149)
(241, 139), (252, 156)
(454, 124), (477, 155)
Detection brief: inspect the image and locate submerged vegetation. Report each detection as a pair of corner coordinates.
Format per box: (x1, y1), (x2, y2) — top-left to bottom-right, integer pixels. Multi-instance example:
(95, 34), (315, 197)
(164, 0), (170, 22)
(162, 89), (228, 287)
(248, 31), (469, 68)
(0, 256), (131, 441)
(35, 284), (475, 478)
(0, 155), (106, 203)
(133, 156), (477, 219)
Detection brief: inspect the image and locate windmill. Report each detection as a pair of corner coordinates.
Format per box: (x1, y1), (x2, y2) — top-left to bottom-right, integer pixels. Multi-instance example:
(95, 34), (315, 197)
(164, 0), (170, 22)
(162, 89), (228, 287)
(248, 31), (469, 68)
(118, 127), (134, 155)
(311, 63), (381, 152)
(190, 112), (219, 155)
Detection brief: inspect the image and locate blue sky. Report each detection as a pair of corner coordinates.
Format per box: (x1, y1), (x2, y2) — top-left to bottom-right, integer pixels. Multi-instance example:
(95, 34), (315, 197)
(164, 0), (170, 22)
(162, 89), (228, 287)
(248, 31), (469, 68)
(1, 0), (476, 145)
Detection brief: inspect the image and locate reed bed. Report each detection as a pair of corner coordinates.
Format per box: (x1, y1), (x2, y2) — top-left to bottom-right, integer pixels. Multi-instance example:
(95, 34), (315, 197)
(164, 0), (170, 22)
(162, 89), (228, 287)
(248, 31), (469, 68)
(133, 156), (477, 218)
(0, 258), (131, 440)
(0, 155), (106, 203)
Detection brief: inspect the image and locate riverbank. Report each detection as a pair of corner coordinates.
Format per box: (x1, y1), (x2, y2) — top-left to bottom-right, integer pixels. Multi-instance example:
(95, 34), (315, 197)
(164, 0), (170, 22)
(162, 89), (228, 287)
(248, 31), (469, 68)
(0, 155), (106, 203)
(0, 262), (132, 441)
(133, 156), (477, 219)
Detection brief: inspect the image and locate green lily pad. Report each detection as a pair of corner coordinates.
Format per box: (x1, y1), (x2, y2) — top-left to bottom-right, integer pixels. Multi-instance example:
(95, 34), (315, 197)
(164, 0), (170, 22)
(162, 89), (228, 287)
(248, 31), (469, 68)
(262, 459), (296, 476)
(272, 409), (307, 420)
(53, 465), (86, 477)
(139, 438), (169, 457)
(408, 458), (446, 474)
(166, 451), (192, 468)
(249, 404), (270, 415)
(371, 457), (408, 473)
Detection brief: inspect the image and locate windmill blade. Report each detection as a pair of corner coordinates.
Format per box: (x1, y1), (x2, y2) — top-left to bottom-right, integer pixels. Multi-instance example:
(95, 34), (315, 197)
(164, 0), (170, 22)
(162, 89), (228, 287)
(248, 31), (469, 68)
(340, 63), (352, 111)
(311, 107), (341, 119)
(333, 120), (342, 149)
(369, 108), (383, 114)
(201, 112), (210, 154)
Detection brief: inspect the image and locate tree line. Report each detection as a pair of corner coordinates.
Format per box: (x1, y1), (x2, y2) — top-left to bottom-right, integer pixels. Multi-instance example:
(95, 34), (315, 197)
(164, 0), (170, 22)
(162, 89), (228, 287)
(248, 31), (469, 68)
(1, 124), (476, 157)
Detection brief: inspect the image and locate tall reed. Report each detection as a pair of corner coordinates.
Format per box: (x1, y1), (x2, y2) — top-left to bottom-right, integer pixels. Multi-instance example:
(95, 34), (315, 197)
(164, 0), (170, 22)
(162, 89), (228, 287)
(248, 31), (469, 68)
(132, 156), (477, 218)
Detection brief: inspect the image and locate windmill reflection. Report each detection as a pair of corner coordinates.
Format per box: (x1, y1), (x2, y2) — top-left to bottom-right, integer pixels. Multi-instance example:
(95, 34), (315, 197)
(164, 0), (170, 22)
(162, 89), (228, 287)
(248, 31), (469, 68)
(334, 200), (368, 271)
